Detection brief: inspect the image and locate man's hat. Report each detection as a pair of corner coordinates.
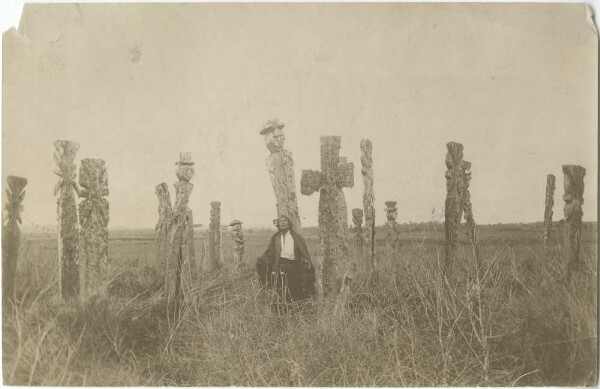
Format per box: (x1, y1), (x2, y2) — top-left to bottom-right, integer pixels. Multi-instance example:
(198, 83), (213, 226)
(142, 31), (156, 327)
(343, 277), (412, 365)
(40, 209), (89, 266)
(229, 219), (242, 226)
(259, 119), (285, 135)
(176, 152), (194, 166)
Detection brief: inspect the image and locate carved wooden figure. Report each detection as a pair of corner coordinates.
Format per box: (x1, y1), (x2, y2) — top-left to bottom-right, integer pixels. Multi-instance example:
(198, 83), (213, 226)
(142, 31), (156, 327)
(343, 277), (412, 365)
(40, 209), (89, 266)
(562, 165), (585, 275)
(261, 119), (302, 231)
(360, 139), (375, 270)
(166, 153), (195, 311)
(3, 176), (27, 305)
(385, 201), (400, 257)
(351, 208), (364, 264)
(54, 140), (80, 300)
(543, 174), (556, 245)
(229, 220), (244, 265)
(155, 183), (172, 276)
(300, 136), (354, 297)
(78, 159), (109, 299)
(461, 160), (479, 262)
(207, 201), (222, 270)
(444, 142), (464, 275)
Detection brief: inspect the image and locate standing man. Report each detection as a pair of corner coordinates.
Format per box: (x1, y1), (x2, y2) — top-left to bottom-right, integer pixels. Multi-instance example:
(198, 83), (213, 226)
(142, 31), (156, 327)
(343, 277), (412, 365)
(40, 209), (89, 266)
(257, 215), (315, 304)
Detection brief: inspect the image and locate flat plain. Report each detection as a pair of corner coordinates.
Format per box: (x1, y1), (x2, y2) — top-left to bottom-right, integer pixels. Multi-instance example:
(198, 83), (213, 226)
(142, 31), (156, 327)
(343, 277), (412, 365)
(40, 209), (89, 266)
(3, 223), (597, 386)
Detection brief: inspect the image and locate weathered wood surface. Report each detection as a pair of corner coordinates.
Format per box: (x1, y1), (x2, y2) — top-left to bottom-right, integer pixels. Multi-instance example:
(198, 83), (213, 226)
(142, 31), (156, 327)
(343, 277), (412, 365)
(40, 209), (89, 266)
(301, 136), (354, 297)
(155, 183), (172, 276)
(562, 165), (585, 276)
(3, 176), (27, 305)
(54, 140), (80, 300)
(166, 153), (195, 311)
(384, 201), (400, 257)
(444, 142), (464, 276)
(78, 159), (109, 299)
(262, 119), (302, 230)
(360, 139), (375, 270)
(206, 201), (222, 270)
(543, 174), (556, 245)
(444, 142), (479, 276)
(351, 208), (364, 266)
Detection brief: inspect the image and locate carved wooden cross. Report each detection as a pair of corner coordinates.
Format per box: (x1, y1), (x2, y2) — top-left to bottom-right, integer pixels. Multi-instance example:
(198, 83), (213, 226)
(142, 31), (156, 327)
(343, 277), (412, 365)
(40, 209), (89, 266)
(300, 136), (353, 297)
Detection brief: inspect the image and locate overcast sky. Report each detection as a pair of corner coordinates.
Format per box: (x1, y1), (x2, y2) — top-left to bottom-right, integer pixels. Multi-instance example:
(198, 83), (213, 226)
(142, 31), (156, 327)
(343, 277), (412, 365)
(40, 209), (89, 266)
(3, 3), (597, 229)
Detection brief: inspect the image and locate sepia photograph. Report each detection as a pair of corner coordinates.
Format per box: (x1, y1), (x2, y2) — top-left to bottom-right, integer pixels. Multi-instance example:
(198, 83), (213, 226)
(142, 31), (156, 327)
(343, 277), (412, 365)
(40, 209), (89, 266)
(1, 2), (598, 386)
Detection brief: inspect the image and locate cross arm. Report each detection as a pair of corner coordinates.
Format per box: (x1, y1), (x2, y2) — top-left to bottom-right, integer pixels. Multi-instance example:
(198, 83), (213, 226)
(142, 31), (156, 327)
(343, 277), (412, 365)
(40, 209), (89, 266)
(300, 170), (324, 196)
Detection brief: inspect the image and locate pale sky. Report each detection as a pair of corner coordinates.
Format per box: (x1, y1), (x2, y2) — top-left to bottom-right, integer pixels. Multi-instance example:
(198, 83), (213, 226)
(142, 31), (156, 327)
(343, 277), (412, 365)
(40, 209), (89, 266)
(3, 3), (597, 229)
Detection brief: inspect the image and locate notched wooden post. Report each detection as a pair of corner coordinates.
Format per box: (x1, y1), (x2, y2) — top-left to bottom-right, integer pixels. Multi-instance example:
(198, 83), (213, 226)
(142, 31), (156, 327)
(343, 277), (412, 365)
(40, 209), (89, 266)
(300, 136), (354, 297)
(562, 165), (585, 277)
(360, 139), (375, 272)
(351, 208), (364, 268)
(385, 201), (400, 260)
(543, 174), (556, 245)
(207, 201), (222, 270)
(3, 176), (27, 306)
(78, 159), (109, 299)
(444, 142), (464, 277)
(155, 183), (172, 277)
(229, 220), (244, 266)
(54, 140), (81, 300)
(261, 119), (302, 231)
(166, 153), (195, 312)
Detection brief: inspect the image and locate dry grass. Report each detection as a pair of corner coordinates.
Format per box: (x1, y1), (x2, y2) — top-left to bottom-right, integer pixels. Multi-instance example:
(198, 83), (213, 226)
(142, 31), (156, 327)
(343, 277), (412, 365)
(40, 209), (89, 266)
(3, 228), (597, 386)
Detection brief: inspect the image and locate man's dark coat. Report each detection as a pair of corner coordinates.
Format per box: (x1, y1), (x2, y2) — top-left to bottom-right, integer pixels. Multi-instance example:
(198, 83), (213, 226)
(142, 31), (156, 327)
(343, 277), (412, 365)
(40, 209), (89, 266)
(257, 229), (316, 298)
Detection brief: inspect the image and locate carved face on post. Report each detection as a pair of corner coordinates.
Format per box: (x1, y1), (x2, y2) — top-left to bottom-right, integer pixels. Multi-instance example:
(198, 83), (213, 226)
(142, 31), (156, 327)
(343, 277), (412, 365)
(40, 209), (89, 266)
(385, 202), (398, 222)
(175, 152), (195, 182)
(352, 208), (363, 228)
(176, 165), (195, 182)
(261, 119), (286, 154)
(264, 128), (285, 154)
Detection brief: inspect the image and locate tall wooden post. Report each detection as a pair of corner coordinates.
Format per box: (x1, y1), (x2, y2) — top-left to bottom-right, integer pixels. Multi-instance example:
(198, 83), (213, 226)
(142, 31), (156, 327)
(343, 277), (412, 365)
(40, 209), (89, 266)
(54, 140), (80, 300)
(300, 136), (354, 297)
(351, 208), (364, 269)
(207, 201), (222, 270)
(78, 159), (109, 299)
(3, 176), (27, 305)
(166, 153), (195, 312)
(562, 165), (585, 276)
(444, 142), (464, 276)
(155, 183), (172, 277)
(261, 119), (302, 231)
(360, 139), (375, 272)
(543, 174), (556, 245)
(385, 201), (400, 259)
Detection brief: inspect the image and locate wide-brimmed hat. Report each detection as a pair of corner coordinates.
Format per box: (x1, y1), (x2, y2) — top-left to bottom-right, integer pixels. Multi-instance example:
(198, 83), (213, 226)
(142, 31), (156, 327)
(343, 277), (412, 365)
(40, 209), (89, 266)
(229, 219), (242, 226)
(259, 119), (285, 135)
(175, 152), (194, 166)
(385, 201), (397, 209)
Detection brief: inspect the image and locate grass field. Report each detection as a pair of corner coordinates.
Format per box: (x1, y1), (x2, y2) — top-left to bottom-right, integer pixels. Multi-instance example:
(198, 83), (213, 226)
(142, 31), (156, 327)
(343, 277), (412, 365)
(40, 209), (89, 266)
(2, 224), (597, 386)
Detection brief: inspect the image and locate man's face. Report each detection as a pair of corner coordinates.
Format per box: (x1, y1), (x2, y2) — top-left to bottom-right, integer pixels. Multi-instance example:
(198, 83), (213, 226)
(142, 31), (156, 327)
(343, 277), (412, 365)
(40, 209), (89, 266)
(278, 217), (290, 231)
(233, 223), (242, 231)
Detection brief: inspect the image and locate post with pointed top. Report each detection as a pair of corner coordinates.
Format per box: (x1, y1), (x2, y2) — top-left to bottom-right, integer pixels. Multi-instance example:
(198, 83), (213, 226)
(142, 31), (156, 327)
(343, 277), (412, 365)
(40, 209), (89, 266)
(3, 176), (27, 306)
(78, 159), (109, 299)
(166, 152), (195, 312)
(54, 140), (81, 300)
(261, 119), (302, 231)
(543, 174), (556, 245)
(360, 139), (375, 272)
(300, 136), (354, 297)
(562, 165), (585, 277)
(155, 183), (172, 277)
(207, 201), (222, 271)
